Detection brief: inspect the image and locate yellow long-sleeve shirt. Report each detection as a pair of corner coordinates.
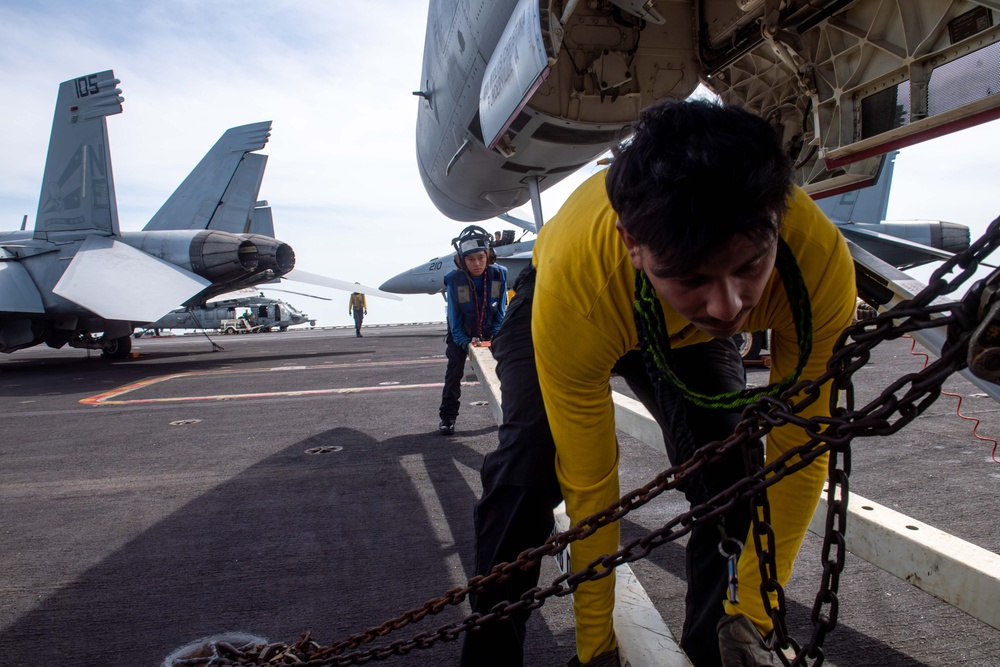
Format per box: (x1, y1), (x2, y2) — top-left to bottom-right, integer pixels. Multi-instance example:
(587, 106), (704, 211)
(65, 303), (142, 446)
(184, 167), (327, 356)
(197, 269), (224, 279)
(349, 292), (367, 311)
(531, 170), (856, 660)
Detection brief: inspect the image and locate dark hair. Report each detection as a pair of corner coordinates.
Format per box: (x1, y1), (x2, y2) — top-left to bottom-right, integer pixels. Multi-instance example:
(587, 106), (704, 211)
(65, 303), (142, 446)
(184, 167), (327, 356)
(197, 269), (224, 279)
(606, 98), (793, 274)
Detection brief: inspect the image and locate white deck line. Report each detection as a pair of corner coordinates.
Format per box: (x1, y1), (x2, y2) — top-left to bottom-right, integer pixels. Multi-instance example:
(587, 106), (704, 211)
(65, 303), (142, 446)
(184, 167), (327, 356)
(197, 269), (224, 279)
(808, 490), (1000, 631)
(469, 347), (691, 666)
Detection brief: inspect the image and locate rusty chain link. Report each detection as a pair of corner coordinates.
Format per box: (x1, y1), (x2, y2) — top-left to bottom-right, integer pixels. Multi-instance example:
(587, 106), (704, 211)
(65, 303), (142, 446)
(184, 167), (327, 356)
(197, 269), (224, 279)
(182, 216), (1000, 666)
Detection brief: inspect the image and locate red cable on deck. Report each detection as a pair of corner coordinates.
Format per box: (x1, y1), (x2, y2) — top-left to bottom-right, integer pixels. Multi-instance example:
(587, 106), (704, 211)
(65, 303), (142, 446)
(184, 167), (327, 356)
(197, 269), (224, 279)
(904, 335), (1000, 464)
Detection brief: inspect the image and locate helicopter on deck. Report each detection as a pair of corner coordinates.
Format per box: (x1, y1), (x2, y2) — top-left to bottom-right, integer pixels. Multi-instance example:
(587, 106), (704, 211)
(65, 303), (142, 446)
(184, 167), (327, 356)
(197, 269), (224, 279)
(139, 294), (315, 335)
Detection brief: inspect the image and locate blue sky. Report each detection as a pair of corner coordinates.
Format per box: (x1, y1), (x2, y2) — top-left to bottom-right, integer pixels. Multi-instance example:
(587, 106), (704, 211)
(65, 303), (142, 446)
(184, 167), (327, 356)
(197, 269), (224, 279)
(1, 1), (998, 326)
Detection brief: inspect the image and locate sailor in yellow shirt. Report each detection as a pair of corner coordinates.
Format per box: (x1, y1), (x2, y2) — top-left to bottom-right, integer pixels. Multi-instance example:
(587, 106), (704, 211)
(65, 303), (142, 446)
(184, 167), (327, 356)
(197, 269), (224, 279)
(460, 99), (856, 667)
(348, 288), (367, 337)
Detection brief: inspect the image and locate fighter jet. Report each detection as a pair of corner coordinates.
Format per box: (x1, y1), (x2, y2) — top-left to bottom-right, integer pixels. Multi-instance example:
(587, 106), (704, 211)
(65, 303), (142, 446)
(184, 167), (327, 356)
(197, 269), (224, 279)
(414, 0), (1000, 230)
(0, 69), (397, 359)
(381, 234), (534, 295)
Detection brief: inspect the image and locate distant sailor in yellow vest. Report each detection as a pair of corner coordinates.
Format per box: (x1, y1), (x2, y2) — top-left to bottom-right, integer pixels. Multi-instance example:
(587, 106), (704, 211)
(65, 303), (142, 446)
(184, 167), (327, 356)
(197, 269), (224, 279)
(349, 288), (367, 338)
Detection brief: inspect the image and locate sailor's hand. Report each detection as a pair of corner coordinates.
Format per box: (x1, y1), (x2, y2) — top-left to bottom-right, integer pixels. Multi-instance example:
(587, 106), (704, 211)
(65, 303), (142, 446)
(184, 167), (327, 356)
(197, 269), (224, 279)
(717, 614), (781, 666)
(470, 337), (482, 347)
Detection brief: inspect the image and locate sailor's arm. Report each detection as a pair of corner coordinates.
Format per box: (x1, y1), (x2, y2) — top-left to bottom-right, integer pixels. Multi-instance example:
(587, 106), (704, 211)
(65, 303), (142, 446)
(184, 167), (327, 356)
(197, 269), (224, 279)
(533, 289), (624, 662)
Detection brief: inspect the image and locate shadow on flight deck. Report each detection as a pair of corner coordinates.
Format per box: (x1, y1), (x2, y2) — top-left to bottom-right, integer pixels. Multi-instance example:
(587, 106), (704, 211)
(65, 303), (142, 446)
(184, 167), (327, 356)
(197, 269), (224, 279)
(0, 427), (574, 666)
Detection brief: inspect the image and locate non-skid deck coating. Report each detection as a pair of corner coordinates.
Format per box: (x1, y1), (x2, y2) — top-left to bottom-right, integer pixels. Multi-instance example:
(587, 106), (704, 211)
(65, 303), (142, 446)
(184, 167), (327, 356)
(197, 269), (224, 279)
(0, 324), (997, 666)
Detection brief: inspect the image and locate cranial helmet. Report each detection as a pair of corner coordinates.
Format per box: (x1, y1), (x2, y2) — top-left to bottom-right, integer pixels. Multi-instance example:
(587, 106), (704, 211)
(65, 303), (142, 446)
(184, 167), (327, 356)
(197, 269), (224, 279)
(452, 225), (496, 269)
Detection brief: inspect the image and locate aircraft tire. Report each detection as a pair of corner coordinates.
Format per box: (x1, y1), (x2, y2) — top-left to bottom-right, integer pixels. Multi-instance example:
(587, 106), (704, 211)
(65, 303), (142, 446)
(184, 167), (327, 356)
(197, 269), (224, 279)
(279, 326), (288, 332)
(733, 330), (766, 361)
(101, 335), (132, 360)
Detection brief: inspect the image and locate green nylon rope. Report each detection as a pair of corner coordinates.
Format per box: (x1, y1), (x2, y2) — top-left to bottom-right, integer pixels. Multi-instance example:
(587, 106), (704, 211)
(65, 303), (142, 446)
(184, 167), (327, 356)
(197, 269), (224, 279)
(633, 238), (814, 410)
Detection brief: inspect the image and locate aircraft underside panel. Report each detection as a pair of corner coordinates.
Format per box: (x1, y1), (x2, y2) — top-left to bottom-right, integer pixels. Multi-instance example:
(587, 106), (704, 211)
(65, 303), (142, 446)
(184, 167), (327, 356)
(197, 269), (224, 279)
(417, 0), (706, 221)
(704, 0), (1000, 195)
(417, 0), (1000, 222)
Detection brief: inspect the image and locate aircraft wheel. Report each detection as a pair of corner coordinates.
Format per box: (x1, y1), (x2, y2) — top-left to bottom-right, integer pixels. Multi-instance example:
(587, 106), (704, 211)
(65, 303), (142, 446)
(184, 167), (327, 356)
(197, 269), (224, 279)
(279, 326), (288, 332)
(732, 331), (765, 361)
(101, 335), (132, 360)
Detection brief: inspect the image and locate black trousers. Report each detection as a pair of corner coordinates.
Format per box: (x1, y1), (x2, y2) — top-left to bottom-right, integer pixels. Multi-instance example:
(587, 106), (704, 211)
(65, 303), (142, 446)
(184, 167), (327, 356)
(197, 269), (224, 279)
(440, 336), (468, 422)
(353, 308), (364, 335)
(460, 268), (751, 667)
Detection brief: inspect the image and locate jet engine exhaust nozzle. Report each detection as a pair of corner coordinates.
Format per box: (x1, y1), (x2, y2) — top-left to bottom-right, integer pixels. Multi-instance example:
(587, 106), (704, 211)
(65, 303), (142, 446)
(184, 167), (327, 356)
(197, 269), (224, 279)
(190, 230), (260, 283)
(243, 234), (296, 276)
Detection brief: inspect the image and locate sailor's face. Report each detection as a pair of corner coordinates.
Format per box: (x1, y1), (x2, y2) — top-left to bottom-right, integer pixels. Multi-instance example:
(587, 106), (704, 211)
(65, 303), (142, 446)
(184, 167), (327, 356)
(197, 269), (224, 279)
(617, 222), (777, 339)
(464, 251), (488, 276)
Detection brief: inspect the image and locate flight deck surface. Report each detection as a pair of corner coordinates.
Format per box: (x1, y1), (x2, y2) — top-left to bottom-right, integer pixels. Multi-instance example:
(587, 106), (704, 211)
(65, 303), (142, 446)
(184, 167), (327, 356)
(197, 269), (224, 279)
(0, 324), (997, 666)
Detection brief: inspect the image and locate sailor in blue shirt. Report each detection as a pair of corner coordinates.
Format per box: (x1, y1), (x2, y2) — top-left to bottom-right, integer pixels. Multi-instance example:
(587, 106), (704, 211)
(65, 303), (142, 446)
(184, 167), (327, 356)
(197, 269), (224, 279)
(439, 226), (508, 435)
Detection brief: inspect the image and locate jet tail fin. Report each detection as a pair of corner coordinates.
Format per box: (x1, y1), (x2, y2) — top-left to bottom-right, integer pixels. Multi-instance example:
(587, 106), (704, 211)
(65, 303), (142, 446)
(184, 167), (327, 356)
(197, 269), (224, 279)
(34, 70), (123, 238)
(143, 121), (271, 231)
(201, 152), (268, 233)
(816, 151), (897, 224)
(248, 202), (275, 237)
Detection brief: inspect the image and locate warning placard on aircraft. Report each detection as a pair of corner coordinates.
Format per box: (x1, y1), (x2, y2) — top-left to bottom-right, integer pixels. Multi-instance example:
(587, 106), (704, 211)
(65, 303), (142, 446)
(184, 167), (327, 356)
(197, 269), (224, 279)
(479, 0), (550, 150)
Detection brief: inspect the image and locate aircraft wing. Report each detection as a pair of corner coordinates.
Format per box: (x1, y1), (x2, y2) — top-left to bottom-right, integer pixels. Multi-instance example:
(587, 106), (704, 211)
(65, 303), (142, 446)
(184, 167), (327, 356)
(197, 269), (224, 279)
(143, 122), (272, 232)
(281, 269), (403, 301)
(52, 236), (211, 321)
(836, 225), (957, 271)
